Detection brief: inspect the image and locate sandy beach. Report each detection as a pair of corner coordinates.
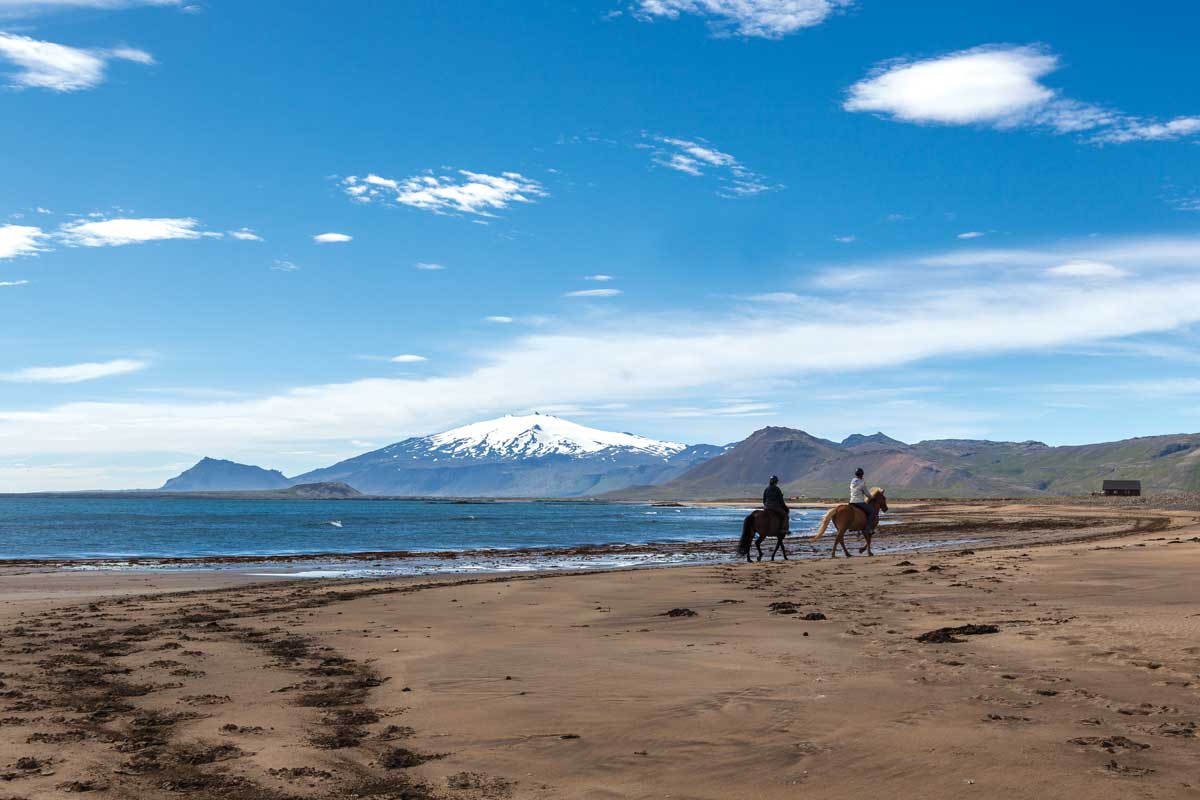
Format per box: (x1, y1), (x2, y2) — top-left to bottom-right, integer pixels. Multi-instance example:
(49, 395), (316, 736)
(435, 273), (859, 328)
(0, 502), (1197, 799)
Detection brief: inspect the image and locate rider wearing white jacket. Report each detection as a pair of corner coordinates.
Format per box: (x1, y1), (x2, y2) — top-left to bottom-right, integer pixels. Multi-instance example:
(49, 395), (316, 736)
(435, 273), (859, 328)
(849, 468), (878, 531)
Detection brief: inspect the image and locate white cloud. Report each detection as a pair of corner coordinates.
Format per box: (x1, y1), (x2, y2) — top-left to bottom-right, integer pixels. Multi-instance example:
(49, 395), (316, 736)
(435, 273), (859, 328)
(1, 358), (147, 383)
(847, 46), (1060, 127)
(585, 274), (615, 281)
(918, 236), (1200, 271)
(957, 231), (986, 239)
(415, 262), (445, 271)
(566, 288), (623, 298)
(0, 0), (180, 14)
(1046, 259), (1129, 280)
(833, 235), (856, 243)
(484, 316), (514, 324)
(748, 292), (811, 304)
(0, 32), (153, 92)
(390, 354), (427, 363)
(633, 0), (851, 38)
(665, 402), (776, 418)
(1093, 116), (1200, 144)
(10, 235), (1200, 469)
(106, 45), (153, 64)
(271, 259), (299, 272)
(0, 224), (48, 258)
(646, 135), (780, 197)
(343, 170), (547, 217)
(846, 45), (1200, 144)
(313, 232), (352, 243)
(0, 279), (30, 287)
(58, 217), (206, 247)
(228, 228), (263, 241)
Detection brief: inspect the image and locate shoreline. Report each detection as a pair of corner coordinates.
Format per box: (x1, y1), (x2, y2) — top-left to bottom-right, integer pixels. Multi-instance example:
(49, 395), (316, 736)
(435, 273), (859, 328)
(0, 501), (1196, 798)
(0, 501), (1171, 576)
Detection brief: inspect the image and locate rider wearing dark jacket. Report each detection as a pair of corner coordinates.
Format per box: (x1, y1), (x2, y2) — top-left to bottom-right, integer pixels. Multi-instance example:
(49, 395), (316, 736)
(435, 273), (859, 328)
(763, 476), (789, 531)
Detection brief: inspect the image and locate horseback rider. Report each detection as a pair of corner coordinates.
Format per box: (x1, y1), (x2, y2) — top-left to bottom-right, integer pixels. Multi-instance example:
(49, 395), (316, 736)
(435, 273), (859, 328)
(763, 475), (790, 533)
(849, 468), (878, 532)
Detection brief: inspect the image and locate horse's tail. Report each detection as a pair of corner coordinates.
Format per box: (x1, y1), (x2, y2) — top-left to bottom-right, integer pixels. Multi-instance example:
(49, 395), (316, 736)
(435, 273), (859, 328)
(737, 513), (756, 556)
(811, 507), (838, 541)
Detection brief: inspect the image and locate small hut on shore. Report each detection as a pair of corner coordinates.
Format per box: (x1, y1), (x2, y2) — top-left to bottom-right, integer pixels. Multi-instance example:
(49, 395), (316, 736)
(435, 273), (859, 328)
(1102, 479), (1141, 497)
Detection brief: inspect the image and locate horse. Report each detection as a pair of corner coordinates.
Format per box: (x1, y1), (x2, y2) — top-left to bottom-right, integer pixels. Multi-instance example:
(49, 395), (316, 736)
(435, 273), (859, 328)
(736, 509), (792, 562)
(811, 488), (888, 558)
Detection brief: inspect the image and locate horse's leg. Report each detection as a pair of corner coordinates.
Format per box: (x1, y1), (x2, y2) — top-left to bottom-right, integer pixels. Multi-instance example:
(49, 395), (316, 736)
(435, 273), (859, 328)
(840, 530), (853, 558)
(864, 532), (874, 556)
(830, 527), (840, 558)
(770, 537), (781, 561)
(755, 534), (764, 562)
(779, 537), (788, 560)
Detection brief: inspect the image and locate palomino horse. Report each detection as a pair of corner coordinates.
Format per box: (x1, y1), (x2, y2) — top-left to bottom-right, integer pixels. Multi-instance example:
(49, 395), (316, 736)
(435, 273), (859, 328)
(811, 488), (888, 558)
(737, 509), (791, 562)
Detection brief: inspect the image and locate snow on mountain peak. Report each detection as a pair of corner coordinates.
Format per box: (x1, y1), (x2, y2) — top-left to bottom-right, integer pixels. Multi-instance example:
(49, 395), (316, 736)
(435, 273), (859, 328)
(422, 413), (685, 460)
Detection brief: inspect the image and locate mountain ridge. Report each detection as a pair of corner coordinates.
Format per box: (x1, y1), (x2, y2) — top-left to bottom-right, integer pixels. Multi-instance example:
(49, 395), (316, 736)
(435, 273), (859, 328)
(159, 457), (290, 492)
(156, 416), (1200, 498)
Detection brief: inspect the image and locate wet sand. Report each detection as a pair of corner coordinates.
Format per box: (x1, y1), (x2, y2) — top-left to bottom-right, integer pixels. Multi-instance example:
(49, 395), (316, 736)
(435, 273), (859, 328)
(0, 502), (1196, 798)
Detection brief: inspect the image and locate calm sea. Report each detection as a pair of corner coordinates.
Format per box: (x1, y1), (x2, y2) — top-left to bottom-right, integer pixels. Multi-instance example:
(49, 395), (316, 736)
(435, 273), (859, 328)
(0, 497), (826, 565)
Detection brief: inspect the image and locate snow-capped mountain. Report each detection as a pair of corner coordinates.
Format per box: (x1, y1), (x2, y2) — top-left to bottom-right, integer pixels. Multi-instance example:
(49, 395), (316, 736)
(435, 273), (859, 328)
(416, 413), (685, 460)
(291, 413), (720, 497)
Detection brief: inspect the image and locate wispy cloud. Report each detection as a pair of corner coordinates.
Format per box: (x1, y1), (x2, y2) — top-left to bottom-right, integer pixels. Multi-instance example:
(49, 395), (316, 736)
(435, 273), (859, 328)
(644, 135), (780, 197)
(9, 235), (1200, 461)
(747, 292), (816, 305)
(664, 402), (777, 418)
(415, 262), (445, 271)
(342, 170), (547, 218)
(585, 274), (614, 281)
(917, 236), (1200, 271)
(0, 0), (181, 16)
(1094, 117), (1200, 144)
(484, 316), (514, 324)
(1046, 259), (1129, 280)
(313, 232), (352, 243)
(957, 231), (985, 239)
(58, 217), (210, 247)
(390, 354), (427, 363)
(833, 235), (856, 243)
(0, 224), (49, 258)
(632, 0), (852, 39)
(0, 279), (30, 287)
(0, 32), (153, 92)
(845, 45), (1200, 144)
(271, 259), (299, 272)
(1, 358), (147, 383)
(228, 228), (263, 241)
(566, 288), (622, 298)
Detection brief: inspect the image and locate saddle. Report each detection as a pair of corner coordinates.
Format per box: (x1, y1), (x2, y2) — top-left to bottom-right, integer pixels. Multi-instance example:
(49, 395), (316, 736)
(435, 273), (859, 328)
(762, 507), (790, 533)
(849, 502), (876, 533)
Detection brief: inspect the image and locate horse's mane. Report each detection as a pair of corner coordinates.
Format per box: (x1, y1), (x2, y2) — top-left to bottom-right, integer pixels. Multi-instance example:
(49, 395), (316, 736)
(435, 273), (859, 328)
(870, 486), (884, 497)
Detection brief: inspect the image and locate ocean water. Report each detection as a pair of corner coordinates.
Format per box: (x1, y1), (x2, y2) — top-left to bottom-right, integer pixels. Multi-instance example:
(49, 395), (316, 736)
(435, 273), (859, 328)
(0, 497), (826, 563)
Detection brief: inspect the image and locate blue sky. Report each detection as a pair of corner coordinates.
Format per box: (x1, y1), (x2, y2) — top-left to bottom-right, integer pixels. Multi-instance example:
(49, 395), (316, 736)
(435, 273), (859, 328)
(2, 0), (1200, 489)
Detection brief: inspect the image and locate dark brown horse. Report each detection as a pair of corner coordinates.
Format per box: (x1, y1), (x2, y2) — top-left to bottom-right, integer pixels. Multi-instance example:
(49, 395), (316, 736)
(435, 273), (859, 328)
(811, 488), (888, 558)
(737, 509), (791, 562)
